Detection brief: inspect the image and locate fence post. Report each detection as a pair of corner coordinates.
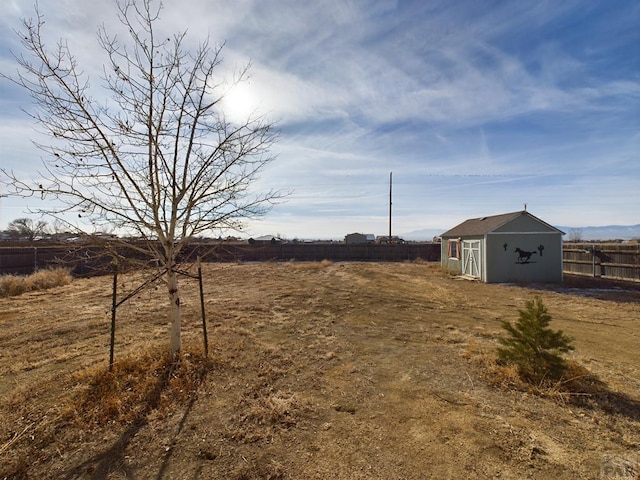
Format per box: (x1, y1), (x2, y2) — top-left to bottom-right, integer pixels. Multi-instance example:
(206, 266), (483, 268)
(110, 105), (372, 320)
(198, 257), (209, 357)
(109, 260), (118, 371)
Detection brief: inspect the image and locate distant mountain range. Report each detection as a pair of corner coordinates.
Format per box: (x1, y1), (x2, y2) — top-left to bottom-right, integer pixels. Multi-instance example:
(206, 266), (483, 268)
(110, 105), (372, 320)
(556, 224), (640, 241)
(401, 224), (640, 242)
(400, 228), (446, 242)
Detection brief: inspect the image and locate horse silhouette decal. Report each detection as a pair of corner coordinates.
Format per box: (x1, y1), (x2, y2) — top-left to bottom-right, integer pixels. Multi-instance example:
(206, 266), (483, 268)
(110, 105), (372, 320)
(514, 247), (536, 264)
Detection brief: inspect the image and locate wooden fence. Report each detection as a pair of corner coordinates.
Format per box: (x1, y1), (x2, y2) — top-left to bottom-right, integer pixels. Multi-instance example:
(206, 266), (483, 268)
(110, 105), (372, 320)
(3, 241), (638, 283)
(0, 242), (441, 276)
(0, 245), (108, 276)
(563, 242), (640, 282)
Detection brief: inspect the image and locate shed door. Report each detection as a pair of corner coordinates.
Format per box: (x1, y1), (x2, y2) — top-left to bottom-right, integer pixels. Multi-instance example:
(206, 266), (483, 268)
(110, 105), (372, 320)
(462, 240), (481, 278)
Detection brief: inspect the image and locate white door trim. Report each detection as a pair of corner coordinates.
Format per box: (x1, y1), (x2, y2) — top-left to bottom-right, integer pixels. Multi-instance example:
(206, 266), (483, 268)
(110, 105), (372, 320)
(462, 240), (481, 278)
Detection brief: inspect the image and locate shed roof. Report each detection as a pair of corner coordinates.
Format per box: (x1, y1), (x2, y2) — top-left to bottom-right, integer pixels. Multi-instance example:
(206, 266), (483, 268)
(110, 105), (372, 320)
(441, 210), (564, 237)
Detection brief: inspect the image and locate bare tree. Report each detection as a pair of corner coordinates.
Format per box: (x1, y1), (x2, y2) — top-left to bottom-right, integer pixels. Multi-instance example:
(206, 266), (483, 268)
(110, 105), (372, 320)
(2, 0), (281, 354)
(567, 228), (583, 243)
(7, 217), (49, 241)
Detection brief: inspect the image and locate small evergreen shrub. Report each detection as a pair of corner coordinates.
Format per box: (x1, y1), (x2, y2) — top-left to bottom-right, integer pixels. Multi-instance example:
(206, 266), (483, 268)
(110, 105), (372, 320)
(497, 297), (574, 383)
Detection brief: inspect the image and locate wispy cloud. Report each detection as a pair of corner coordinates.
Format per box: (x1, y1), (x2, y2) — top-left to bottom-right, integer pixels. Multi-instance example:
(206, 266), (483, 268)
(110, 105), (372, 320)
(1, 0), (638, 237)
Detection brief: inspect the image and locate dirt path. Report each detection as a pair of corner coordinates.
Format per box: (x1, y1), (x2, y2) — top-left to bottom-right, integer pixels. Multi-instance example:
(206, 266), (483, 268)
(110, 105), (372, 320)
(1, 262), (638, 479)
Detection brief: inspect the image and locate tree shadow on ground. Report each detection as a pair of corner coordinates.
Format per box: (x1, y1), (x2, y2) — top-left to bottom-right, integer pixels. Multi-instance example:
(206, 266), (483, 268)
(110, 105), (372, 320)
(530, 275), (640, 304)
(154, 371), (206, 480)
(63, 364), (174, 480)
(63, 355), (208, 480)
(557, 366), (640, 422)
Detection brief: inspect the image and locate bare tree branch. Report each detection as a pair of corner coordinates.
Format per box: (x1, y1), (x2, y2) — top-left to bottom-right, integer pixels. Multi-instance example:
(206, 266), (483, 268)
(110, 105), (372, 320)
(1, 0), (284, 354)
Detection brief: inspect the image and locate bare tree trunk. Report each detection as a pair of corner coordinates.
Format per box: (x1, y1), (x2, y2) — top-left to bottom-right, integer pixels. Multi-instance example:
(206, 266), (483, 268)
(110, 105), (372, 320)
(3, 2), (281, 357)
(167, 268), (181, 354)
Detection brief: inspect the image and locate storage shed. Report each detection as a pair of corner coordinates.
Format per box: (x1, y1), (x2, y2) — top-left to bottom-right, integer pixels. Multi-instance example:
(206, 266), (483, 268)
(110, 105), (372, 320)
(440, 210), (564, 283)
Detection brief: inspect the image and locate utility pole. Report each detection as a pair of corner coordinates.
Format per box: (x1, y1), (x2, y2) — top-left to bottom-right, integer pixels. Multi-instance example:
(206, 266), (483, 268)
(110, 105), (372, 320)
(388, 172), (392, 242)
(0, 192), (8, 231)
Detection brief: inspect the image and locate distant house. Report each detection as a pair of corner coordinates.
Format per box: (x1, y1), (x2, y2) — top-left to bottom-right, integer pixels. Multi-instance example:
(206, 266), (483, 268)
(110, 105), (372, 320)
(345, 233), (374, 245)
(440, 210), (564, 283)
(249, 235), (282, 244)
(376, 235), (404, 244)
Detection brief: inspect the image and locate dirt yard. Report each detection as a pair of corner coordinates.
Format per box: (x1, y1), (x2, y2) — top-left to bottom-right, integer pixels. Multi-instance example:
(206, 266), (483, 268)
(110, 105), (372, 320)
(1, 262), (639, 479)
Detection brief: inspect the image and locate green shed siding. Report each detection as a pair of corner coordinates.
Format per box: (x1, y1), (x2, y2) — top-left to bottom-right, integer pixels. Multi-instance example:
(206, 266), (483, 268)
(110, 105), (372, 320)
(441, 239), (462, 274)
(485, 232), (563, 283)
(492, 214), (558, 234)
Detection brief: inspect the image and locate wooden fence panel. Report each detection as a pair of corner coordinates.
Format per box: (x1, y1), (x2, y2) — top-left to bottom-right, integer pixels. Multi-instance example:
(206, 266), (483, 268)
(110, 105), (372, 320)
(0, 245), (113, 276)
(563, 243), (640, 282)
(1, 242), (441, 276)
(0, 247), (57, 275)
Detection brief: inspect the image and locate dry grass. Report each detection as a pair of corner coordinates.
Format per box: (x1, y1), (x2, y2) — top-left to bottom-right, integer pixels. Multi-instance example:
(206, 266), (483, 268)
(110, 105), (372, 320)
(464, 338), (527, 391)
(0, 268), (72, 297)
(1, 343), (209, 479)
(1, 262), (638, 479)
(59, 343), (209, 431)
(463, 337), (640, 419)
(289, 259), (334, 270)
(226, 389), (303, 443)
(229, 456), (285, 480)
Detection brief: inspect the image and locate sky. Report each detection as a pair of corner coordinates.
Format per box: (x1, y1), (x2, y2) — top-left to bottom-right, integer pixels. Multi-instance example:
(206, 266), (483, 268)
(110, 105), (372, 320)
(1, 0), (638, 240)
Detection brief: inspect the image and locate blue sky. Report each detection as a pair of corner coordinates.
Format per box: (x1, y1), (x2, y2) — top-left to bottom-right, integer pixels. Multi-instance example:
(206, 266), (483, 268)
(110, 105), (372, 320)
(1, 0), (638, 239)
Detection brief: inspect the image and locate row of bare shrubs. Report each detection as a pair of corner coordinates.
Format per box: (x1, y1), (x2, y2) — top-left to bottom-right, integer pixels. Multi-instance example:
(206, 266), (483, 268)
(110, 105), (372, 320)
(0, 268), (72, 297)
